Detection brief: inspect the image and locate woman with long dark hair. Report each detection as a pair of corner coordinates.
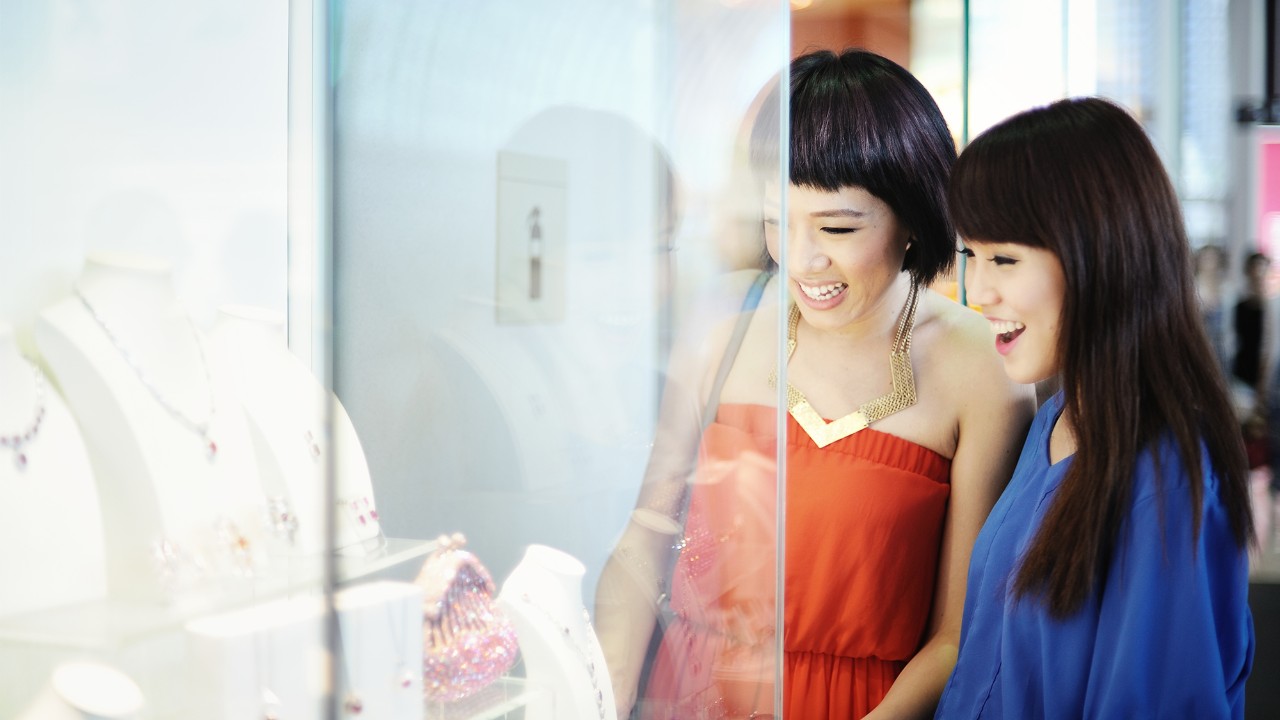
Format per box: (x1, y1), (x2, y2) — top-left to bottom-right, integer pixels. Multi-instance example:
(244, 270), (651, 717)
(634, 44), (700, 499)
(936, 97), (1255, 718)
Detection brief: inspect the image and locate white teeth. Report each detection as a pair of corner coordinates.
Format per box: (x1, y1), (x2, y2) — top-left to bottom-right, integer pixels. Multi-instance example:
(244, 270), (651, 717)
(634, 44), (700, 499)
(990, 320), (1025, 336)
(800, 282), (847, 300)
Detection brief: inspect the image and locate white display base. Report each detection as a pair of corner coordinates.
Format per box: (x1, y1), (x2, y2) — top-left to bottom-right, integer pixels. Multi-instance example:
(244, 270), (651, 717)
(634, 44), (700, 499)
(184, 595), (326, 720)
(16, 661), (144, 720)
(333, 581), (425, 719)
(0, 323), (108, 618)
(184, 580), (422, 720)
(498, 544), (617, 720)
(208, 304), (383, 557)
(34, 253), (267, 601)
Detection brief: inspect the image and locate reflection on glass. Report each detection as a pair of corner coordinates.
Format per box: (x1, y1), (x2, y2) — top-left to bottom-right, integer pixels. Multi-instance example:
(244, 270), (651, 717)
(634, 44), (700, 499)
(333, 2), (787, 719)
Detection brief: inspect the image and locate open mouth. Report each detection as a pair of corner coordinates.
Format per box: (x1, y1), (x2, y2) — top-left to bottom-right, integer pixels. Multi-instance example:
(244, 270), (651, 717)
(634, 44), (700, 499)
(992, 320), (1025, 345)
(799, 282), (848, 301)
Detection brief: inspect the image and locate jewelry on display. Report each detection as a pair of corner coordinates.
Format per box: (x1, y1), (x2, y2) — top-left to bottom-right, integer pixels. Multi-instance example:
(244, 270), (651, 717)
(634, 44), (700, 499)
(215, 518), (256, 578)
(0, 360), (46, 469)
(150, 518), (256, 591)
(517, 592), (607, 720)
(151, 537), (207, 592)
(263, 496), (299, 546)
(339, 496), (379, 527)
(75, 288), (219, 460)
(304, 430), (321, 461)
(769, 283), (920, 448)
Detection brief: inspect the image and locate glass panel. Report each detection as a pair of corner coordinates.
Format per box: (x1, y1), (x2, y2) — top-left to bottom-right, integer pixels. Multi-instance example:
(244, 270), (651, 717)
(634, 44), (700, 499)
(330, 0), (788, 717)
(0, 2), (345, 718)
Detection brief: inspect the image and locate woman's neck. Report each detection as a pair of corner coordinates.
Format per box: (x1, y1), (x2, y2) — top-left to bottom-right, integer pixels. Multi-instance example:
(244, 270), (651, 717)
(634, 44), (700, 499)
(1050, 407), (1078, 464)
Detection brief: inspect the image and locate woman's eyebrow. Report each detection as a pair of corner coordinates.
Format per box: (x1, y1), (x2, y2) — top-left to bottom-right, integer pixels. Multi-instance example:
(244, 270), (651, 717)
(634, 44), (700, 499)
(811, 208), (869, 219)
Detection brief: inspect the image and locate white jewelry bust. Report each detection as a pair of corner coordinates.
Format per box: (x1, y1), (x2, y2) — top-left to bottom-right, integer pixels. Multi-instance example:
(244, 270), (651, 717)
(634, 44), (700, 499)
(0, 322), (107, 617)
(34, 252), (266, 600)
(16, 661), (144, 720)
(207, 304), (383, 556)
(498, 544), (617, 720)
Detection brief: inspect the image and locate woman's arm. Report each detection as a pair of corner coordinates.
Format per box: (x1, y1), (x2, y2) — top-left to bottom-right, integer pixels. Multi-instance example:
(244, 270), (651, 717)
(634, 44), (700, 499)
(867, 311), (1036, 720)
(1083, 454), (1253, 718)
(594, 270), (765, 718)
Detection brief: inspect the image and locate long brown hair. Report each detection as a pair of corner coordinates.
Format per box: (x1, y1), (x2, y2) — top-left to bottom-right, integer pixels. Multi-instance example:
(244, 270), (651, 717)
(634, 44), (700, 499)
(949, 97), (1253, 617)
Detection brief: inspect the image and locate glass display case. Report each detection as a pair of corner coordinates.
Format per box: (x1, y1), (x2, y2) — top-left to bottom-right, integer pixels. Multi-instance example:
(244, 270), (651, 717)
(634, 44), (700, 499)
(0, 1), (439, 717)
(2, 0), (1262, 717)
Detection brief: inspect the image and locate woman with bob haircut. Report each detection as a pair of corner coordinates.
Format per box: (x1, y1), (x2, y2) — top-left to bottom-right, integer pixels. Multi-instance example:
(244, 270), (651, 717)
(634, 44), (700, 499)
(595, 48), (1034, 719)
(936, 97), (1255, 718)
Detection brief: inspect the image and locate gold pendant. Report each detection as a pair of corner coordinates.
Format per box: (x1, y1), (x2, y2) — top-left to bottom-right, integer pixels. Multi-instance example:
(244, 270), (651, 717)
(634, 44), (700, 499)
(784, 349), (915, 447)
(789, 401), (869, 448)
(773, 286), (919, 448)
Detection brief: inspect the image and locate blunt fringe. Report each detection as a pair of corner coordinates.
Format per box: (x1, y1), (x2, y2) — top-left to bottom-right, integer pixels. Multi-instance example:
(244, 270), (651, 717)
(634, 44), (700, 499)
(949, 97), (1254, 617)
(750, 48), (958, 287)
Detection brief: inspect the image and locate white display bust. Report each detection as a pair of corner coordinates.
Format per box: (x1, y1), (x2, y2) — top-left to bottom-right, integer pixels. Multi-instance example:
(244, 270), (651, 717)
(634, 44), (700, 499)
(498, 544), (617, 720)
(34, 252), (266, 601)
(16, 661), (144, 720)
(0, 322), (108, 617)
(208, 305), (383, 556)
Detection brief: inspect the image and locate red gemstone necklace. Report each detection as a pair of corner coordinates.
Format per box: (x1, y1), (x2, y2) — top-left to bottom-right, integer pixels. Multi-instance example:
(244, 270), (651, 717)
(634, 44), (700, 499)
(76, 289), (218, 460)
(0, 360), (46, 469)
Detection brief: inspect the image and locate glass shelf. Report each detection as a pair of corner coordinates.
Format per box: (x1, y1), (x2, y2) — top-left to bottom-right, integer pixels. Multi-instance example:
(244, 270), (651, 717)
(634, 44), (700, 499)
(0, 537), (437, 650)
(425, 677), (547, 720)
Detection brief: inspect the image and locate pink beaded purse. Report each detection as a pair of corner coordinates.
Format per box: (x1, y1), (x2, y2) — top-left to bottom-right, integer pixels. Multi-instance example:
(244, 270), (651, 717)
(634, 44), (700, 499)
(414, 533), (520, 702)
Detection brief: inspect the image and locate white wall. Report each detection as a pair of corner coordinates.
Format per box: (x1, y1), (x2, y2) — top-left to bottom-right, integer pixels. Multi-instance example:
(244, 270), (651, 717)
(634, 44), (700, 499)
(0, 0), (289, 346)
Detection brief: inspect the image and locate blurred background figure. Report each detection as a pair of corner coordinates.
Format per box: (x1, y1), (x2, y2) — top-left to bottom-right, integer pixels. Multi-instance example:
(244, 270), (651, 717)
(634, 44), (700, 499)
(1195, 244), (1228, 374)
(1233, 252), (1271, 395)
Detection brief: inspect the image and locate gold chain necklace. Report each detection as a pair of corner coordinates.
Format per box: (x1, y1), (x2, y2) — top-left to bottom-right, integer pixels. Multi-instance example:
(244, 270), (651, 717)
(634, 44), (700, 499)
(769, 283), (920, 448)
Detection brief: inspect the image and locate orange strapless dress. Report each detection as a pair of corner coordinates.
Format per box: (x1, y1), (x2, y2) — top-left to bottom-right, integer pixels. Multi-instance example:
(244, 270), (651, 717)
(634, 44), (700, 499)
(640, 403), (951, 719)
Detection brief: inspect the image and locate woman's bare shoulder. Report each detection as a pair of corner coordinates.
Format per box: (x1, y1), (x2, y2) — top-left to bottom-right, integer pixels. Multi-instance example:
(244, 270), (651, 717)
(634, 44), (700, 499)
(914, 290), (1028, 397)
(916, 291), (993, 356)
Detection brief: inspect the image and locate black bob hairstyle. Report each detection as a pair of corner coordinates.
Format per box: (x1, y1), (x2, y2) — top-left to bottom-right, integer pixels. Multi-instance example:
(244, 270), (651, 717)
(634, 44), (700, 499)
(749, 48), (959, 287)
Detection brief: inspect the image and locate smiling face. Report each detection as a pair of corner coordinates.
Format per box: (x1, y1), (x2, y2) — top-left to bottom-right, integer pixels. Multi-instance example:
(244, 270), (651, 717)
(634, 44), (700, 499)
(961, 240), (1067, 384)
(763, 182), (911, 332)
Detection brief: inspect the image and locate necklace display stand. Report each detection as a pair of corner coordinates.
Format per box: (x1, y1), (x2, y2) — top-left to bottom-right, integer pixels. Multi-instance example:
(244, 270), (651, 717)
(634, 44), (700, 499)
(184, 594), (326, 720)
(333, 580), (424, 719)
(183, 580), (422, 720)
(498, 544), (617, 720)
(15, 661), (144, 720)
(34, 253), (266, 601)
(208, 305), (383, 556)
(0, 322), (107, 617)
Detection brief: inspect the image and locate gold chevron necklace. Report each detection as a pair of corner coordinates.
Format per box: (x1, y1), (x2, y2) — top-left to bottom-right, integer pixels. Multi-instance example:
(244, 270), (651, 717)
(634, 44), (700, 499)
(769, 283), (919, 448)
